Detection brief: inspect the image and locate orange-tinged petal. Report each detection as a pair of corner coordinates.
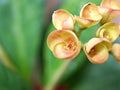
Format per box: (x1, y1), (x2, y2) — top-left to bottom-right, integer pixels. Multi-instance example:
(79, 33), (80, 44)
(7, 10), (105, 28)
(75, 16), (99, 29)
(75, 3), (102, 28)
(108, 9), (120, 21)
(47, 30), (81, 60)
(83, 38), (112, 64)
(80, 3), (102, 21)
(111, 44), (120, 63)
(99, 0), (120, 22)
(97, 6), (110, 23)
(101, 0), (120, 9)
(52, 9), (74, 30)
(96, 22), (119, 42)
(98, 6), (120, 22)
(84, 43), (109, 64)
(85, 38), (112, 53)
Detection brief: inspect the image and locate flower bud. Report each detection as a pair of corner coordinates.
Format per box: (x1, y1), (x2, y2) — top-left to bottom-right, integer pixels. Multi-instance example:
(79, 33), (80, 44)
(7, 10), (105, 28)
(96, 22), (119, 42)
(111, 44), (120, 63)
(98, 0), (120, 23)
(75, 3), (102, 29)
(75, 16), (98, 29)
(101, 0), (120, 9)
(47, 30), (81, 60)
(98, 7), (120, 23)
(52, 9), (75, 30)
(83, 38), (112, 64)
(80, 3), (102, 21)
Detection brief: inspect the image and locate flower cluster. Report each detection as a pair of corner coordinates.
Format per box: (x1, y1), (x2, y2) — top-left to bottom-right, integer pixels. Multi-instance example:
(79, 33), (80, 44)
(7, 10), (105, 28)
(47, 0), (120, 64)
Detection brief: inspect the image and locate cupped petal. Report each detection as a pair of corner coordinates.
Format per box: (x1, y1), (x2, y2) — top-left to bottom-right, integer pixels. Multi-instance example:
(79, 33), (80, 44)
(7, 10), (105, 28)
(47, 30), (81, 60)
(75, 15), (100, 29)
(108, 9), (120, 21)
(101, 0), (120, 10)
(110, 44), (120, 63)
(80, 3), (102, 21)
(96, 22), (119, 42)
(97, 6), (110, 22)
(76, 3), (102, 28)
(52, 9), (75, 30)
(98, 6), (120, 22)
(83, 38), (112, 64)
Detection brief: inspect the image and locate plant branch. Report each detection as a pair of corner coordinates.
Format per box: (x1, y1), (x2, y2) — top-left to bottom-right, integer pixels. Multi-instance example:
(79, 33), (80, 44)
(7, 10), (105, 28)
(44, 60), (72, 90)
(75, 28), (85, 38)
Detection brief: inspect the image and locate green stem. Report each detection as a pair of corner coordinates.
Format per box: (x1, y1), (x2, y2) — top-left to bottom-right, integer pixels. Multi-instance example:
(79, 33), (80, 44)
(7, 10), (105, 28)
(44, 60), (72, 90)
(75, 28), (85, 38)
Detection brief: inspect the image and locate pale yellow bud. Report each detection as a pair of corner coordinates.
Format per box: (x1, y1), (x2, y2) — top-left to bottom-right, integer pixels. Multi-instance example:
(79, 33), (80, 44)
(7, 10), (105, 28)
(52, 9), (75, 30)
(75, 3), (102, 29)
(80, 3), (102, 21)
(96, 22), (119, 42)
(98, 0), (120, 22)
(101, 0), (120, 9)
(111, 44), (120, 63)
(47, 30), (81, 60)
(83, 38), (112, 64)
(98, 6), (120, 22)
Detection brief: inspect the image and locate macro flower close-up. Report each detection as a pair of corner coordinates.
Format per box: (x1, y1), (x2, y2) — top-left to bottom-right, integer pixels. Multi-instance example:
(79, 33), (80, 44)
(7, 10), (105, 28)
(46, 1), (120, 88)
(1, 0), (120, 90)
(47, 30), (81, 60)
(75, 3), (102, 29)
(96, 22), (120, 42)
(83, 38), (112, 64)
(98, 0), (120, 23)
(52, 9), (75, 30)
(47, 0), (120, 65)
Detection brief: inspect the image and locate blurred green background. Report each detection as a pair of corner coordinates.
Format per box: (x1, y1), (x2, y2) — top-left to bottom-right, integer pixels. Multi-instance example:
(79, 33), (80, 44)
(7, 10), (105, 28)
(0, 0), (120, 90)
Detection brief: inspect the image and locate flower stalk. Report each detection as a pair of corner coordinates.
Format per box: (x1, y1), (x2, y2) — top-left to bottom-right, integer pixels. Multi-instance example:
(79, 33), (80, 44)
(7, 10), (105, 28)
(44, 60), (72, 90)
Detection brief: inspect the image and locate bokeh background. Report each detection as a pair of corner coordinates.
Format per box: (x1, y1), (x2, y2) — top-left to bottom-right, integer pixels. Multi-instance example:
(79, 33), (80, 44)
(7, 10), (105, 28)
(0, 0), (120, 90)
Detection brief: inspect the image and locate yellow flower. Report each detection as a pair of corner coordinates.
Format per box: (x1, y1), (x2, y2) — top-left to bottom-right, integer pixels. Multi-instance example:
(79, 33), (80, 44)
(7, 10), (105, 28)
(101, 0), (120, 9)
(47, 30), (81, 60)
(83, 38), (112, 64)
(52, 9), (75, 30)
(98, 0), (120, 23)
(75, 3), (102, 29)
(110, 44), (120, 63)
(96, 22), (119, 42)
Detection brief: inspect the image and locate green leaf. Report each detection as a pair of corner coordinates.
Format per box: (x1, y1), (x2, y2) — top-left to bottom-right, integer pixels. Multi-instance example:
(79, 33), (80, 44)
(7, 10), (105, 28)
(0, 0), (45, 81)
(0, 61), (32, 90)
(43, 0), (101, 89)
(67, 55), (120, 90)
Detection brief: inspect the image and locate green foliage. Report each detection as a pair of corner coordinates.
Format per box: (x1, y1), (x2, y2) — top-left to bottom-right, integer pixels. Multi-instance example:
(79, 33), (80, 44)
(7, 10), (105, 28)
(0, 0), (44, 89)
(0, 61), (32, 90)
(0, 0), (44, 80)
(68, 55), (120, 90)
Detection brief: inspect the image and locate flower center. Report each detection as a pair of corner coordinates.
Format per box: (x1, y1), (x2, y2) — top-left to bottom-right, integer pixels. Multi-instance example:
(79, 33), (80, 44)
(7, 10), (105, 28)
(89, 47), (97, 57)
(64, 42), (76, 51)
(103, 32), (112, 41)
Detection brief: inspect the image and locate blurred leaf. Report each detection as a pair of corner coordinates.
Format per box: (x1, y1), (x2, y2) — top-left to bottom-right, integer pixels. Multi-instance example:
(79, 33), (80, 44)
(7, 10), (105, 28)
(0, 0), (45, 80)
(69, 55), (120, 90)
(0, 61), (32, 90)
(43, 0), (101, 89)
